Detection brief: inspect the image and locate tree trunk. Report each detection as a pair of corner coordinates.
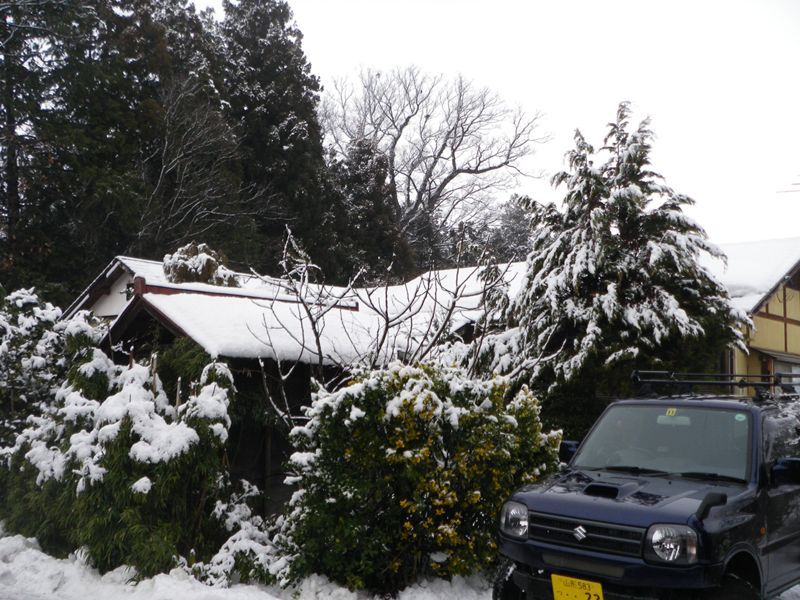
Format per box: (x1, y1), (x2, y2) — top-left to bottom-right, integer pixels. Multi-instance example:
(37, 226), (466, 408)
(2, 14), (20, 261)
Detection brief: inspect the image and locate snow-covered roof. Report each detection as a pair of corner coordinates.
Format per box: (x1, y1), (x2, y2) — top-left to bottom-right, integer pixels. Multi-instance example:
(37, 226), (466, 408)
(106, 260), (526, 363)
(140, 292), (377, 363)
(91, 237), (800, 362)
(64, 255), (353, 319)
(702, 237), (800, 314)
(117, 256), (296, 301)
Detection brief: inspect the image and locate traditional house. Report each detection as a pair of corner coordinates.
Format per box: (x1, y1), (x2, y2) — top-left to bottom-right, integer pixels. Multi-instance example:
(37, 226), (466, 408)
(67, 239), (800, 391)
(64, 254), (514, 500)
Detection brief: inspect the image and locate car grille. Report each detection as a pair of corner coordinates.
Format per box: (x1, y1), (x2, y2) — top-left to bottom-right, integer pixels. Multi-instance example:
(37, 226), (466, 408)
(528, 512), (645, 557)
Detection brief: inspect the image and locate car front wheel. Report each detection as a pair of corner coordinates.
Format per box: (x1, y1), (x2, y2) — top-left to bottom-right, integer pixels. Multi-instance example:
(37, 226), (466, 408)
(703, 573), (760, 599)
(492, 558), (525, 600)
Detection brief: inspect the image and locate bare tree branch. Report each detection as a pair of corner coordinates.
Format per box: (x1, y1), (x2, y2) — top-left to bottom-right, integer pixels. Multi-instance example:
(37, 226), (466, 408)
(135, 75), (272, 253)
(322, 67), (548, 251)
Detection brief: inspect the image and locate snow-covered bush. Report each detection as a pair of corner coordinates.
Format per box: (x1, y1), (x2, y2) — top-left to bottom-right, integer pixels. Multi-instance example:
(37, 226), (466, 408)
(0, 290), (67, 444)
(69, 360), (235, 576)
(193, 479), (284, 586)
(0, 289), (103, 446)
(0, 303), (107, 552)
(0, 341), (268, 579)
(280, 362), (561, 594)
(163, 242), (239, 287)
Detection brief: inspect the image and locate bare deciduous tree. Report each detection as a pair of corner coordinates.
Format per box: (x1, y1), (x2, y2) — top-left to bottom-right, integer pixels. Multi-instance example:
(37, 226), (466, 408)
(248, 229), (515, 430)
(248, 228), (364, 430)
(136, 75), (270, 254)
(322, 66), (547, 256)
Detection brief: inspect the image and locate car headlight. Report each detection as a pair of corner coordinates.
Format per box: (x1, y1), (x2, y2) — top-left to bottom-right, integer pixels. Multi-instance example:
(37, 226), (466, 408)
(645, 524), (698, 564)
(500, 501), (528, 538)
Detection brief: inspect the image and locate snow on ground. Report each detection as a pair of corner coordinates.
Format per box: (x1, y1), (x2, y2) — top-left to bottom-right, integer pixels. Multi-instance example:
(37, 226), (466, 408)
(0, 531), (491, 600)
(2, 527), (800, 599)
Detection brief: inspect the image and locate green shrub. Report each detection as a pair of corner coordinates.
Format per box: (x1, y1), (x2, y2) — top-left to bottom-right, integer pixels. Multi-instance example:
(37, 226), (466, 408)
(70, 362), (234, 576)
(155, 336), (213, 404)
(0, 301), (281, 585)
(282, 362), (561, 594)
(0, 338), (262, 579)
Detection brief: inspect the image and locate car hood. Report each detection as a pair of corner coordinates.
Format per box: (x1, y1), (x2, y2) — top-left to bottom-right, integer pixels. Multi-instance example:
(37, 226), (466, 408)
(511, 469), (752, 528)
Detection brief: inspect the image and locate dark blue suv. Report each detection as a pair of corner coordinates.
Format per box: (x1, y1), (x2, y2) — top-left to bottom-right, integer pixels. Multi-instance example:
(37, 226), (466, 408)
(495, 392), (800, 599)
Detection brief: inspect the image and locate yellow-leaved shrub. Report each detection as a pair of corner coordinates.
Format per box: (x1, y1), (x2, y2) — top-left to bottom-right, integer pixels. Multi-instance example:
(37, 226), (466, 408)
(282, 362), (561, 594)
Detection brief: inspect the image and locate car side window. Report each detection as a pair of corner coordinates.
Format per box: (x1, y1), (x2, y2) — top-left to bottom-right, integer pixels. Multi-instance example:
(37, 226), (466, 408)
(764, 411), (800, 463)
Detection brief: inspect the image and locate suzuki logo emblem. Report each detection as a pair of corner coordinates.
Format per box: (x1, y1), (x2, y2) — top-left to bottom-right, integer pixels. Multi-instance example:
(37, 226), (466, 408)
(573, 525), (588, 541)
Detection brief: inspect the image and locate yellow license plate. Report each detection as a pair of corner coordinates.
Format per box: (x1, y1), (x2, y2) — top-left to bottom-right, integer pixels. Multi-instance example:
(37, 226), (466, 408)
(551, 573), (604, 600)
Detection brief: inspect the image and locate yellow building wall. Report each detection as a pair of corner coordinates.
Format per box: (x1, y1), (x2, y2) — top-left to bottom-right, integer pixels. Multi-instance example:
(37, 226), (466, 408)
(789, 323), (800, 355)
(729, 347), (763, 396)
(730, 284), (800, 395)
(760, 284), (800, 322)
(765, 292), (782, 316)
(749, 314), (785, 352)
(787, 287), (800, 321)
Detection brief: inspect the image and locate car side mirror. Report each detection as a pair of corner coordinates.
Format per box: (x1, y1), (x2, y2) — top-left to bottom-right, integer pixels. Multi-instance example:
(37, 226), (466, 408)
(559, 440), (580, 464)
(771, 457), (800, 486)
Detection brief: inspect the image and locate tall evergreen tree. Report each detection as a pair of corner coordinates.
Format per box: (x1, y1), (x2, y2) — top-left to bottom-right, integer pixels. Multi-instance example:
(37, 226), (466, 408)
(1, 0), (396, 299)
(486, 195), (534, 263)
(507, 103), (748, 434)
(220, 0), (336, 275)
(1, 0), (170, 302)
(1, 0), (266, 301)
(0, 0), (82, 301)
(328, 139), (413, 283)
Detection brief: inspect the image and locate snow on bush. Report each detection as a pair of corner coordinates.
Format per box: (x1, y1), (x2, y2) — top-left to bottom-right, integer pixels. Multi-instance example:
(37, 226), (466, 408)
(0, 290), (101, 445)
(0, 303), (279, 587)
(279, 362), (561, 594)
(192, 480), (284, 587)
(0, 335), (270, 580)
(163, 242), (239, 287)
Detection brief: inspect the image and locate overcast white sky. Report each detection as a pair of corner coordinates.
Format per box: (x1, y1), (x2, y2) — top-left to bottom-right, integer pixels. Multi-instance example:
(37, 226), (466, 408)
(198, 0), (800, 244)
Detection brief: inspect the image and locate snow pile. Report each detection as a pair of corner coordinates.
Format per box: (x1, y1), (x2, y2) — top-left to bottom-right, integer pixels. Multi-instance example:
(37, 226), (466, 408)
(0, 528), (281, 600)
(131, 476), (152, 494)
(2, 526), (800, 600)
(0, 528), (497, 600)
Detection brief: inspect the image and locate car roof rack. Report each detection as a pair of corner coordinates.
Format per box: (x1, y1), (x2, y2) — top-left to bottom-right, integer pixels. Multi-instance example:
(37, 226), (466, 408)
(631, 370), (793, 401)
(775, 372), (800, 395)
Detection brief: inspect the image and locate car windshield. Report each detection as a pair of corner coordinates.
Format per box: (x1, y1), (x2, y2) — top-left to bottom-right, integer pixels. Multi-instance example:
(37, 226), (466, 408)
(572, 404), (751, 482)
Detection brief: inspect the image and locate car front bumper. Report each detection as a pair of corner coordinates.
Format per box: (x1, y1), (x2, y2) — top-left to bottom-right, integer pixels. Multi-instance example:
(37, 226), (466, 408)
(499, 534), (725, 599)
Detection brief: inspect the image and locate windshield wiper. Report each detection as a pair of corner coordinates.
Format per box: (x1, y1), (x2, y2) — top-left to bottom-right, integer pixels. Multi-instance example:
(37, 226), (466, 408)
(676, 471), (747, 484)
(603, 466), (670, 476)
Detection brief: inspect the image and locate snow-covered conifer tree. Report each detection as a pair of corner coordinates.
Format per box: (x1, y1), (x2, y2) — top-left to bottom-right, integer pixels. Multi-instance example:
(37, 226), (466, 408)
(512, 103), (748, 400)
